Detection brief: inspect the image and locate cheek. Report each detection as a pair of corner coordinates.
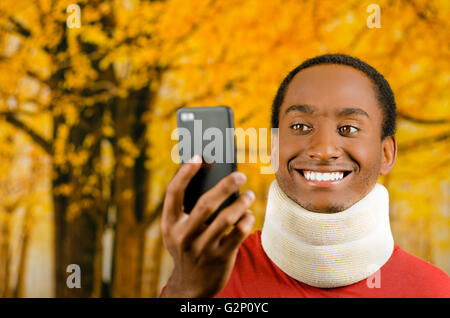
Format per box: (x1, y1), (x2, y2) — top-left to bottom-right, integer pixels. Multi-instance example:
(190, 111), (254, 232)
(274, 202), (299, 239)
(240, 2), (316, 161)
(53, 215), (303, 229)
(278, 136), (300, 167)
(351, 142), (382, 179)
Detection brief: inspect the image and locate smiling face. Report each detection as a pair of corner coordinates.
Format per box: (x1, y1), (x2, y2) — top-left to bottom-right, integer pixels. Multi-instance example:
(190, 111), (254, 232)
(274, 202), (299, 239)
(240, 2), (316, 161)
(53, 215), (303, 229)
(272, 64), (397, 213)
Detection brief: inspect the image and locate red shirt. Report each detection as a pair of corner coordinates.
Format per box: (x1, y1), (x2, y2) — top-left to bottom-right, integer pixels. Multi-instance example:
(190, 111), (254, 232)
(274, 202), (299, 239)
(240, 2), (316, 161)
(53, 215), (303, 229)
(216, 231), (450, 298)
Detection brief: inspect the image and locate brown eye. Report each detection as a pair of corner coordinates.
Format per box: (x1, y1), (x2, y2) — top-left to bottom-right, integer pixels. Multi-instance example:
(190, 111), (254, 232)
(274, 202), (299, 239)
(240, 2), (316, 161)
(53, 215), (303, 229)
(339, 125), (358, 135)
(290, 123), (311, 132)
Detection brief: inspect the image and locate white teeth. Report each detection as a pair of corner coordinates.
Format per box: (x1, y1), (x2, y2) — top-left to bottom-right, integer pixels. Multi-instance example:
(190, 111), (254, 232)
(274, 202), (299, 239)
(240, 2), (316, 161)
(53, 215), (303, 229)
(306, 171), (311, 180)
(303, 171), (346, 182)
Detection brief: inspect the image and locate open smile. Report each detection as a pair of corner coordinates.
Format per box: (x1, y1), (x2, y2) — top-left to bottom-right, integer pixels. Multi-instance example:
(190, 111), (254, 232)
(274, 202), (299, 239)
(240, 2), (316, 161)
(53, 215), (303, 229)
(295, 169), (353, 187)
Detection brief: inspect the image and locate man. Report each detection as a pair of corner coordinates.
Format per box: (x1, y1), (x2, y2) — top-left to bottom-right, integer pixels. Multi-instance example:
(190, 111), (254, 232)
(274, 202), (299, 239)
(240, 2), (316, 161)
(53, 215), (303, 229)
(160, 54), (450, 297)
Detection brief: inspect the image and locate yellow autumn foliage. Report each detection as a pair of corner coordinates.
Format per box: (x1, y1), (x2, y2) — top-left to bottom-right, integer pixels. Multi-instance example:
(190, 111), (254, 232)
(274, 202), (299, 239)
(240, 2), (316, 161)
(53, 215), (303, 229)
(0, 0), (448, 297)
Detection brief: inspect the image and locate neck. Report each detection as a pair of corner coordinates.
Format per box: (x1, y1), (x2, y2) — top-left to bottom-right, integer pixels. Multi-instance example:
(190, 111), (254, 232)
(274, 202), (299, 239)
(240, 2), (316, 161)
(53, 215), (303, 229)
(261, 179), (394, 288)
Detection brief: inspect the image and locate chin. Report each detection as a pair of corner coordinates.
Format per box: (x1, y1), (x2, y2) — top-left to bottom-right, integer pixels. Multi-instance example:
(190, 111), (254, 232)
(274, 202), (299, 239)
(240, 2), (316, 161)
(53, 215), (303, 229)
(295, 199), (348, 214)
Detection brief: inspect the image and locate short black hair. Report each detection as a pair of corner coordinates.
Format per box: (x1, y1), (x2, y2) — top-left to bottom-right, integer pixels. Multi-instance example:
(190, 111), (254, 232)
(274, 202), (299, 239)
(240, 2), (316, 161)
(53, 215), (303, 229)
(271, 54), (396, 139)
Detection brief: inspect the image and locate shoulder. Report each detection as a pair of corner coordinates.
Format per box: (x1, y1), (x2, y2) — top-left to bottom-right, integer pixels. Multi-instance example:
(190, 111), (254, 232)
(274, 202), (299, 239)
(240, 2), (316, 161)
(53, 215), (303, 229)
(391, 245), (449, 279)
(384, 245), (450, 297)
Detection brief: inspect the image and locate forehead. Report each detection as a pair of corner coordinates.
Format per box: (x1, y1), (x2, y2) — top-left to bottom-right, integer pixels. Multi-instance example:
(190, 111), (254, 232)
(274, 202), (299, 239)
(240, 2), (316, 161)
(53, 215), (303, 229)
(280, 64), (382, 121)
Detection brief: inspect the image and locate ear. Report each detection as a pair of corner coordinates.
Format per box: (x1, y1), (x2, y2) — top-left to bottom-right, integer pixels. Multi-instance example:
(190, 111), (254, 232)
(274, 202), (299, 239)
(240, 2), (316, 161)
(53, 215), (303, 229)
(379, 135), (397, 176)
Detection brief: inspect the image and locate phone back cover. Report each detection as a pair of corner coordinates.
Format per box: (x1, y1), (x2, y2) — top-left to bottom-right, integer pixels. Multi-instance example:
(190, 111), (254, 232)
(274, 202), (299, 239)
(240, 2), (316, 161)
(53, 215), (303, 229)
(176, 106), (237, 220)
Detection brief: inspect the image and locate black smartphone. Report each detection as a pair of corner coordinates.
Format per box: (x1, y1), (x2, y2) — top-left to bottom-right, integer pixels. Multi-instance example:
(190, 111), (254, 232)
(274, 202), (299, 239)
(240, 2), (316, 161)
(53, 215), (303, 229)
(176, 106), (238, 223)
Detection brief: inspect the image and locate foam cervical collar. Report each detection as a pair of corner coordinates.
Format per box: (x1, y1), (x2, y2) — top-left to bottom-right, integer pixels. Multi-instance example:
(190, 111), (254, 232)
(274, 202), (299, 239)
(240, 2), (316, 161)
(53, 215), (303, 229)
(261, 179), (394, 288)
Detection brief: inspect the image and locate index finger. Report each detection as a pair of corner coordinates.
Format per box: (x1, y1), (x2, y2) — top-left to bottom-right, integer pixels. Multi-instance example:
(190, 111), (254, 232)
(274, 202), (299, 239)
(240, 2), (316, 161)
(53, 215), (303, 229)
(162, 155), (203, 225)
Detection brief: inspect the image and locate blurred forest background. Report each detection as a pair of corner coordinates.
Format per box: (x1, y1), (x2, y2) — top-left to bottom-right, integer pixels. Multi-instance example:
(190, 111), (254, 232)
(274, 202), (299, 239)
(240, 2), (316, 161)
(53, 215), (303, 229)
(0, 0), (448, 297)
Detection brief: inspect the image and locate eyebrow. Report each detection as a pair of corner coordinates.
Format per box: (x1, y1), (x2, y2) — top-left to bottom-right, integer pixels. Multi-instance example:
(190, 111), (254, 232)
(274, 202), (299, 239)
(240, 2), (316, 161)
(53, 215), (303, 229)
(285, 104), (316, 115)
(285, 104), (370, 119)
(336, 107), (370, 119)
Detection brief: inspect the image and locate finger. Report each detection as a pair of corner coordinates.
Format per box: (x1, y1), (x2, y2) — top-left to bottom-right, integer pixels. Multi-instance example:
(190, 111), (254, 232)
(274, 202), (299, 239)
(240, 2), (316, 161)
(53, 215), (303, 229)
(218, 210), (255, 254)
(182, 171), (247, 238)
(194, 191), (255, 251)
(162, 155), (203, 226)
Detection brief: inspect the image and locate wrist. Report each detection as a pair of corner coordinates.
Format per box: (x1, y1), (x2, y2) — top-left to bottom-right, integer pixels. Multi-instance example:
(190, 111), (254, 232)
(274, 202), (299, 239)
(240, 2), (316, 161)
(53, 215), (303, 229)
(160, 273), (198, 298)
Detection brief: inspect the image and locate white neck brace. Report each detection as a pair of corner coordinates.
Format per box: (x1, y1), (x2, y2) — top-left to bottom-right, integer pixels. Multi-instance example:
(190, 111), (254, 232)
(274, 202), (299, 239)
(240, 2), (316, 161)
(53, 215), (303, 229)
(261, 179), (394, 288)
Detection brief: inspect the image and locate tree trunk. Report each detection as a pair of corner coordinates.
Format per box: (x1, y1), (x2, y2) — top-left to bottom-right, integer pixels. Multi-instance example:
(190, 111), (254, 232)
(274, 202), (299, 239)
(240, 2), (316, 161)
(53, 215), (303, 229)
(53, 183), (103, 297)
(52, 105), (106, 297)
(0, 211), (11, 297)
(111, 87), (152, 297)
(13, 207), (31, 298)
(52, 167), (69, 297)
(141, 218), (164, 298)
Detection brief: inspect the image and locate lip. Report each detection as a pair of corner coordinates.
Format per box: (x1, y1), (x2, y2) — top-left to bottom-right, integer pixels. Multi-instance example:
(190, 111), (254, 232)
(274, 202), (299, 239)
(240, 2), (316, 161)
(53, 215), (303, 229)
(295, 169), (353, 188)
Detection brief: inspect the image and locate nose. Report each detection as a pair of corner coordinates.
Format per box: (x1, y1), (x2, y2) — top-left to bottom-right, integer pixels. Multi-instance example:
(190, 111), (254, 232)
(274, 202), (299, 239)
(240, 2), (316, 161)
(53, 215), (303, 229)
(305, 126), (342, 161)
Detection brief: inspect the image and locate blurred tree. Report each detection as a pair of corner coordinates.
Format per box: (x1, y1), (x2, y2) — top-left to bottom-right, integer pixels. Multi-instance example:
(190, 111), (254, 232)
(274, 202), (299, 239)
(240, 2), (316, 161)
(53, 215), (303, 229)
(0, 0), (220, 297)
(0, 128), (43, 297)
(0, 0), (163, 297)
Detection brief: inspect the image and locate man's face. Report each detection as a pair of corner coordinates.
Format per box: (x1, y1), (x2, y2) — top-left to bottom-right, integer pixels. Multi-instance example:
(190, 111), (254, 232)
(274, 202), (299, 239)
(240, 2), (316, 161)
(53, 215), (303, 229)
(273, 64), (396, 213)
